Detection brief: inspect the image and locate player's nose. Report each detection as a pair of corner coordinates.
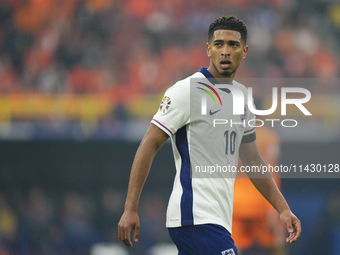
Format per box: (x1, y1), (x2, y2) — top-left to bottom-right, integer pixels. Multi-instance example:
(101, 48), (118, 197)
(221, 45), (230, 56)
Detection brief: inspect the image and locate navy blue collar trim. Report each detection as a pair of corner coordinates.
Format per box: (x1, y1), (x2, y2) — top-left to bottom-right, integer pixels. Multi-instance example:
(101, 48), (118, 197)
(199, 67), (219, 85)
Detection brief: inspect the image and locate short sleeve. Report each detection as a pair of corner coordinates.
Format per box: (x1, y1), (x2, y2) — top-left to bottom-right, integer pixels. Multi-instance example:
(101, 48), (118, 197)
(241, 97), (256, 143)
(151, 82), (190, 136)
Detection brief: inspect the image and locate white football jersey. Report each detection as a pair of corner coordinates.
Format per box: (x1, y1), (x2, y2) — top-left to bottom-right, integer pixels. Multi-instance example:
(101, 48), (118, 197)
(151, 67), (256, 234)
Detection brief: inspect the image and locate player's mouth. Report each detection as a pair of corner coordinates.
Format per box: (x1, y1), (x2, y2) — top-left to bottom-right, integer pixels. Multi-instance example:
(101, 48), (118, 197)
(220, 59), (231, 69)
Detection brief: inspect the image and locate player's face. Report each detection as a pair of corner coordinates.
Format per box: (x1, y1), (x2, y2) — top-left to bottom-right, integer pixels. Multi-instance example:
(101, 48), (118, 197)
(206, 30), (248, 79)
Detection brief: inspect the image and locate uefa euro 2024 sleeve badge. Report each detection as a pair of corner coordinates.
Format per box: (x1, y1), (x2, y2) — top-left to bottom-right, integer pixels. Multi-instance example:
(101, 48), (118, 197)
(159, 96), (171, 113)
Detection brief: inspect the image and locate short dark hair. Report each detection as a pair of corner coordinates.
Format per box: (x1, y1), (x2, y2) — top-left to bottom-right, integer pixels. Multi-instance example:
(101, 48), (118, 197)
(208, 15), (247, 44)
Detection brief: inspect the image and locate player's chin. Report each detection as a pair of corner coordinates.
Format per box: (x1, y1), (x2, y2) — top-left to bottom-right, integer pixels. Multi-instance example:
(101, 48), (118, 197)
(219, 69), (234, 77)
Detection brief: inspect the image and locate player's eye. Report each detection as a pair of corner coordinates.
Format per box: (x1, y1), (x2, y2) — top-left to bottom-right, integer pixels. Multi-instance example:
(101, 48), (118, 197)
(215, 43), (222, 47)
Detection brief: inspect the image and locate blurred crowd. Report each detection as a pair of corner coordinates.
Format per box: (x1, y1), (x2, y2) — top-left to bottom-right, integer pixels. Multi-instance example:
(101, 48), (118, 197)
(0, 186), (340, 255)
(0, 0), (339, 99)
(0, 187), (170, 255)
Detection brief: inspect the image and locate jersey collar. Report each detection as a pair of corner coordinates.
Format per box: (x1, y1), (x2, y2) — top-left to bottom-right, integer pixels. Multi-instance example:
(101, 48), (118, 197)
(198, 67), (233, 85)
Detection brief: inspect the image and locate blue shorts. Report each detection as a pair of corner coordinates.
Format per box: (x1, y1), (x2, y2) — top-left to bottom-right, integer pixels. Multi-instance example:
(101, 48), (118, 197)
(168, 224), (238, 255)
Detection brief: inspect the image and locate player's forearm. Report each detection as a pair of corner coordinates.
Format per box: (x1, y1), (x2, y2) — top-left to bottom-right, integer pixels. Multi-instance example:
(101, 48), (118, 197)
(246, 156), (290, 214)
(124, 147), (155, 212)
(249, 176), (290, 214)
(240, 141), (290, 214)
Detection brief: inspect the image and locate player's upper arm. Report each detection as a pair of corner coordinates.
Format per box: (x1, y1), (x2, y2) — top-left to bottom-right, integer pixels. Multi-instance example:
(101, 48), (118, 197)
(142, 123), (169, 151)
(239, 140), (261, 166)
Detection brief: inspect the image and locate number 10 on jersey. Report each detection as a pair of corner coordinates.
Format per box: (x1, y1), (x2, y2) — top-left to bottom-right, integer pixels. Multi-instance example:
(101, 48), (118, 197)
(224, 130), (236, 155)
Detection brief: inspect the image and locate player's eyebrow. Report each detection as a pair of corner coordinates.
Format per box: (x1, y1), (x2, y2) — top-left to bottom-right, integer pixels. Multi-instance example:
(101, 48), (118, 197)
(213, 39), (241, 44)
(228, 40), (240, 45)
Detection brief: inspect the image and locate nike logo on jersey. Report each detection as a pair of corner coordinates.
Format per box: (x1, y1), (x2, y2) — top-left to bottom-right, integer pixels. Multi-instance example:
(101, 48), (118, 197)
(209, 109), (222, 115)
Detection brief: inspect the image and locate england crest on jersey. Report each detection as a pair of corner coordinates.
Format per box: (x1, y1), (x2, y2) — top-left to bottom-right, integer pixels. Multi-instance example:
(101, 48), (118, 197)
(221, 248), (235, 255)
(240, 105), (248, 121)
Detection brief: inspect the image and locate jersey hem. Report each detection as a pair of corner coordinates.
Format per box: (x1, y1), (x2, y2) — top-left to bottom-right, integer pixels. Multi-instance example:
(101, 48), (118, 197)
(166, 219), (232, 234)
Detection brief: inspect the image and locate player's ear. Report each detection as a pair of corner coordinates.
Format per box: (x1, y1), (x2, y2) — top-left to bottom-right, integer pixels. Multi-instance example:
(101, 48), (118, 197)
(241, 45), (248, 60)
(206, 42), (211, 58)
